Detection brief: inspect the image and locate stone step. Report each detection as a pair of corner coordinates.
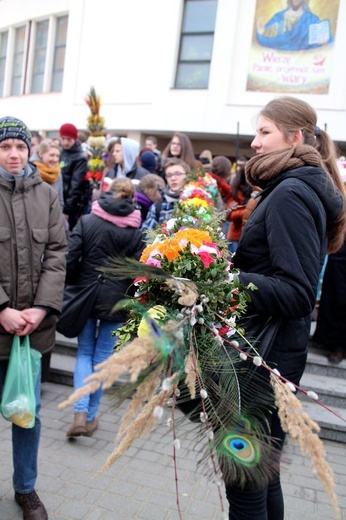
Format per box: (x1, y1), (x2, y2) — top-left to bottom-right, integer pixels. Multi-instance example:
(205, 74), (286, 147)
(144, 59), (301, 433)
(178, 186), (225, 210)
(299, 371), (346, 409)
(298, 400), (346, 443)
(54, 332), (78, 356)
(305, 348), (346, 379)
(49, 352), (75, 386)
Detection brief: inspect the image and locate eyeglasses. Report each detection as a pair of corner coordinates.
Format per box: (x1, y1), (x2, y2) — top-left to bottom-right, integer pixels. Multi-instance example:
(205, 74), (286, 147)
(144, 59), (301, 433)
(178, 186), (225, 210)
(165, 171), (186, 179)
(171, 142), (181, 146)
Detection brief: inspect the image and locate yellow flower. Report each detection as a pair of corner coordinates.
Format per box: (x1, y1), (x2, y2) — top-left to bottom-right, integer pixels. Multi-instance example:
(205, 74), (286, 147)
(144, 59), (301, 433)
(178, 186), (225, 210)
(182, 199), (209, 210)
(137, 305), (167, 337)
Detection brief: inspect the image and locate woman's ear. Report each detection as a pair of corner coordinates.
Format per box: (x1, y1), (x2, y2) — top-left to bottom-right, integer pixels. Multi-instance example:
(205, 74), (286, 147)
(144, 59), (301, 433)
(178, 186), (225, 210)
(291, 129), (304, 147)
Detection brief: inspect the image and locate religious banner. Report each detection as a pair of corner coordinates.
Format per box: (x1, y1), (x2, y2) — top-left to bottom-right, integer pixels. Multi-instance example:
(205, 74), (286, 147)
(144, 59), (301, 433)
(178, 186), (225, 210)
(246, 0), (340, 94)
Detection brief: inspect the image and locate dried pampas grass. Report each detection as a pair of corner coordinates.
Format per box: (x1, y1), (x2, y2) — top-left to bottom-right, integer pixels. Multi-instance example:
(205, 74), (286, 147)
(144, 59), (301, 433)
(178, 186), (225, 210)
(270, 374), (340, 520)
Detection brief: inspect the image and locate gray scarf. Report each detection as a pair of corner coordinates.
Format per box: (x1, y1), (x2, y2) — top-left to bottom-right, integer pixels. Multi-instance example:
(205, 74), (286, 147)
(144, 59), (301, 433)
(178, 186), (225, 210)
(0, 163), (34, 182)
(164, 186), (182, 203)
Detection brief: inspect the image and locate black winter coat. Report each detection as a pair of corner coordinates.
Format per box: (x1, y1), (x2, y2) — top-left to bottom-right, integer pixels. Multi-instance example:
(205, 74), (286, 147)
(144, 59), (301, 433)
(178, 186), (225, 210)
(66, 200), (144, 322)
(233, 165), (344, 383)
(60, 143), (89, 215)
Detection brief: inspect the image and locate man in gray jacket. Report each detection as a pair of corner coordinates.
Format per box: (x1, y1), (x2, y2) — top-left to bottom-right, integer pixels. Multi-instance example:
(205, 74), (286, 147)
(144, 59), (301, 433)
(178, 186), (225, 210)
(0, 116), (67, 520)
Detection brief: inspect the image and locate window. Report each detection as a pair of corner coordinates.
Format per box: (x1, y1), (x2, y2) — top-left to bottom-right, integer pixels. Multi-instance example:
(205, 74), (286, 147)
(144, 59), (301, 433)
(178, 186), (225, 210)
(0, 30), (8, 97)
(175, 0), (218, 89)
(2, 15), (68, 97)
(11, 26), (26, 95)
(51, 15), (68, 92)
(31, 20), (49, 93)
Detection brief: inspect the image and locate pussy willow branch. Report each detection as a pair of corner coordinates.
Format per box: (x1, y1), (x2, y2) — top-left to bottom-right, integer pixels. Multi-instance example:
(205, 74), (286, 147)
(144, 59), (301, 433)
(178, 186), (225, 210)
(188, 327), (226, 514)
(223, 329), (346, 424)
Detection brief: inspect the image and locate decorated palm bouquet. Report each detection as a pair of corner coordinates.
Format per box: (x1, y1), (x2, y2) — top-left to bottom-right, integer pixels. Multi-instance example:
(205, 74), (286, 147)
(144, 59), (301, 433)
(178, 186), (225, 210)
(60, 168), (341, 519)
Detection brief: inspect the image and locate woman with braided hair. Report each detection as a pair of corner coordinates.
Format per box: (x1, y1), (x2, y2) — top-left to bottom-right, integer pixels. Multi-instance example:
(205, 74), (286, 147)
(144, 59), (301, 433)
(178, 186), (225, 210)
(226, 96), (346, 519)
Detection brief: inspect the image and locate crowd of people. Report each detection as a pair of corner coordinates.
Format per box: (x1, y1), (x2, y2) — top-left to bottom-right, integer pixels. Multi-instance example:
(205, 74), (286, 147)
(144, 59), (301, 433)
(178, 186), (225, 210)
(0, 94), (345, 519)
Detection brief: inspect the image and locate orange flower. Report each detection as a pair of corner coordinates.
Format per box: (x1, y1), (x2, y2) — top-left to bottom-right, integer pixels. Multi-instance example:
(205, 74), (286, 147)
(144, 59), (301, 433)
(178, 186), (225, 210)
(140, 243), (161, 263)
(140, 228), (213, 264)
(174, 228), (212, 248)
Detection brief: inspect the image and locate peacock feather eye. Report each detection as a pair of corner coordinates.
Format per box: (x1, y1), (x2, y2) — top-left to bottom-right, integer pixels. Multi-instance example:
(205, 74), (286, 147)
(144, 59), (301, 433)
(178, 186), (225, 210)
(222, 432), (261, 466)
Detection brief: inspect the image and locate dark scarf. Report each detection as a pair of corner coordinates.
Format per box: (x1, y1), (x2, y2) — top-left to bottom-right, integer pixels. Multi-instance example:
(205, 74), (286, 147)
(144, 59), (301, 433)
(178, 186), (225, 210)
(164, 186), (182, 203)
(245, 145), (324, 186)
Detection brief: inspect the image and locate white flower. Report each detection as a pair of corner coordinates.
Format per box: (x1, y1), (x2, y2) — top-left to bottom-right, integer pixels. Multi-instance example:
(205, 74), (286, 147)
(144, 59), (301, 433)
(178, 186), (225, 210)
(230, 340), (239, 348)
(253, 356), (262, 367)
(167, 417), (172, 429)
(285, 382), (296, 393)
(214, 334), (223, 346)
(239, 352), (247, 361)
(161, 378), (172, 391)
(207, 430), (214, 440)
(200, 389), (208, 399)
(166, 218), (177, 230)
(195, 304), (203, 313)
(272, 368), (281, 376)
(173, 439), (181, 450)
(200, 412), (208, 423)
(198, 317), (205, 324)
(153, 406), (164, 419)
(307, 390), (318, 400)
(199, 244), (218, 254)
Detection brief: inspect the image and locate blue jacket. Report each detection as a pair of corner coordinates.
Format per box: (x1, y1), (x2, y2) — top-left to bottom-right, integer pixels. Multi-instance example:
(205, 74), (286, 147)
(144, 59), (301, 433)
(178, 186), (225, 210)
(257, 7), (331, 51)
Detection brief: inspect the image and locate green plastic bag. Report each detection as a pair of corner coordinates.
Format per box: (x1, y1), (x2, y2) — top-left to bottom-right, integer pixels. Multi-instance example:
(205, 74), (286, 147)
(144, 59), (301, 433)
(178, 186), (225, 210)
(1, 335), (42, 429)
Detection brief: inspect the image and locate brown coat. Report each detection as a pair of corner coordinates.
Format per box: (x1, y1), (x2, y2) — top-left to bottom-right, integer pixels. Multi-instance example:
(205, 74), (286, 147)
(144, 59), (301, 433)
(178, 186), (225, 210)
(0, 171), (67, 358)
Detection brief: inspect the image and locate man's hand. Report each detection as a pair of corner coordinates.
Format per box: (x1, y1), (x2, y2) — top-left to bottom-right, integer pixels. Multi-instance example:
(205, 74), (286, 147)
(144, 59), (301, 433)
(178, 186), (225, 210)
(18, 308), (47, 336)
(0, 307), (31, 335)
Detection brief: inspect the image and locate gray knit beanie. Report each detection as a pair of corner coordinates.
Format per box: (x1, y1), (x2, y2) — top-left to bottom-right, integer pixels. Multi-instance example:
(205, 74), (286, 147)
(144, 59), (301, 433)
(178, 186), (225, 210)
(0, 116), (32, 151)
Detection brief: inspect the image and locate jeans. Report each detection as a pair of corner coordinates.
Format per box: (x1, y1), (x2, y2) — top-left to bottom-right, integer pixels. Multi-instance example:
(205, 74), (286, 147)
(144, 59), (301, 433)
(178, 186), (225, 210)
(0, 359), (42, 493)
(74, 318), (121, 421)
(228, 240), (239, 254)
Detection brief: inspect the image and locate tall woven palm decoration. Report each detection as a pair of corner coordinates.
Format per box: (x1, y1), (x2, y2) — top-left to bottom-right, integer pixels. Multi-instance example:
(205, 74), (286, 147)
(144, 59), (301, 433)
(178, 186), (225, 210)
(84, 86), (106, 189)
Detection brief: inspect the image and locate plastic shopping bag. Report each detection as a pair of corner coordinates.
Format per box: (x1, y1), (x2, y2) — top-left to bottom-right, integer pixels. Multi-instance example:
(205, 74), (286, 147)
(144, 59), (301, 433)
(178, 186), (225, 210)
(1, 335), (42, 428)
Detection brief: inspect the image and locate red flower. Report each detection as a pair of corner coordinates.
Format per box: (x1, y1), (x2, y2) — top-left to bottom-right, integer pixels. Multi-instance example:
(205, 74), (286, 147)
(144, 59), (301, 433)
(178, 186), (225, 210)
(197, 251), (216, 268)
(134, 277), (148, 284)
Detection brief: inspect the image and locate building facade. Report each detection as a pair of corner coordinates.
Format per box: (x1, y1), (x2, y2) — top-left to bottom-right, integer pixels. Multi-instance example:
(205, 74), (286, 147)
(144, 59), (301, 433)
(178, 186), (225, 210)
(0, 0), (346, 158)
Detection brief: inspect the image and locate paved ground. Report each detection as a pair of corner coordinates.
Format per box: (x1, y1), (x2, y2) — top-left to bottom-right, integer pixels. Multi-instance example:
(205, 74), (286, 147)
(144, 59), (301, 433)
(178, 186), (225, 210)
(0, 381), (345, 520)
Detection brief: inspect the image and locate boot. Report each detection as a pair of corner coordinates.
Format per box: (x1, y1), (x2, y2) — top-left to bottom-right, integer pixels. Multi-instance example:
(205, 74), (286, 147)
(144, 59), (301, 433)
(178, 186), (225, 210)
(81, 417), (99, 437)
(66, 412), (87, 437)
(15, 490), (48, 520)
